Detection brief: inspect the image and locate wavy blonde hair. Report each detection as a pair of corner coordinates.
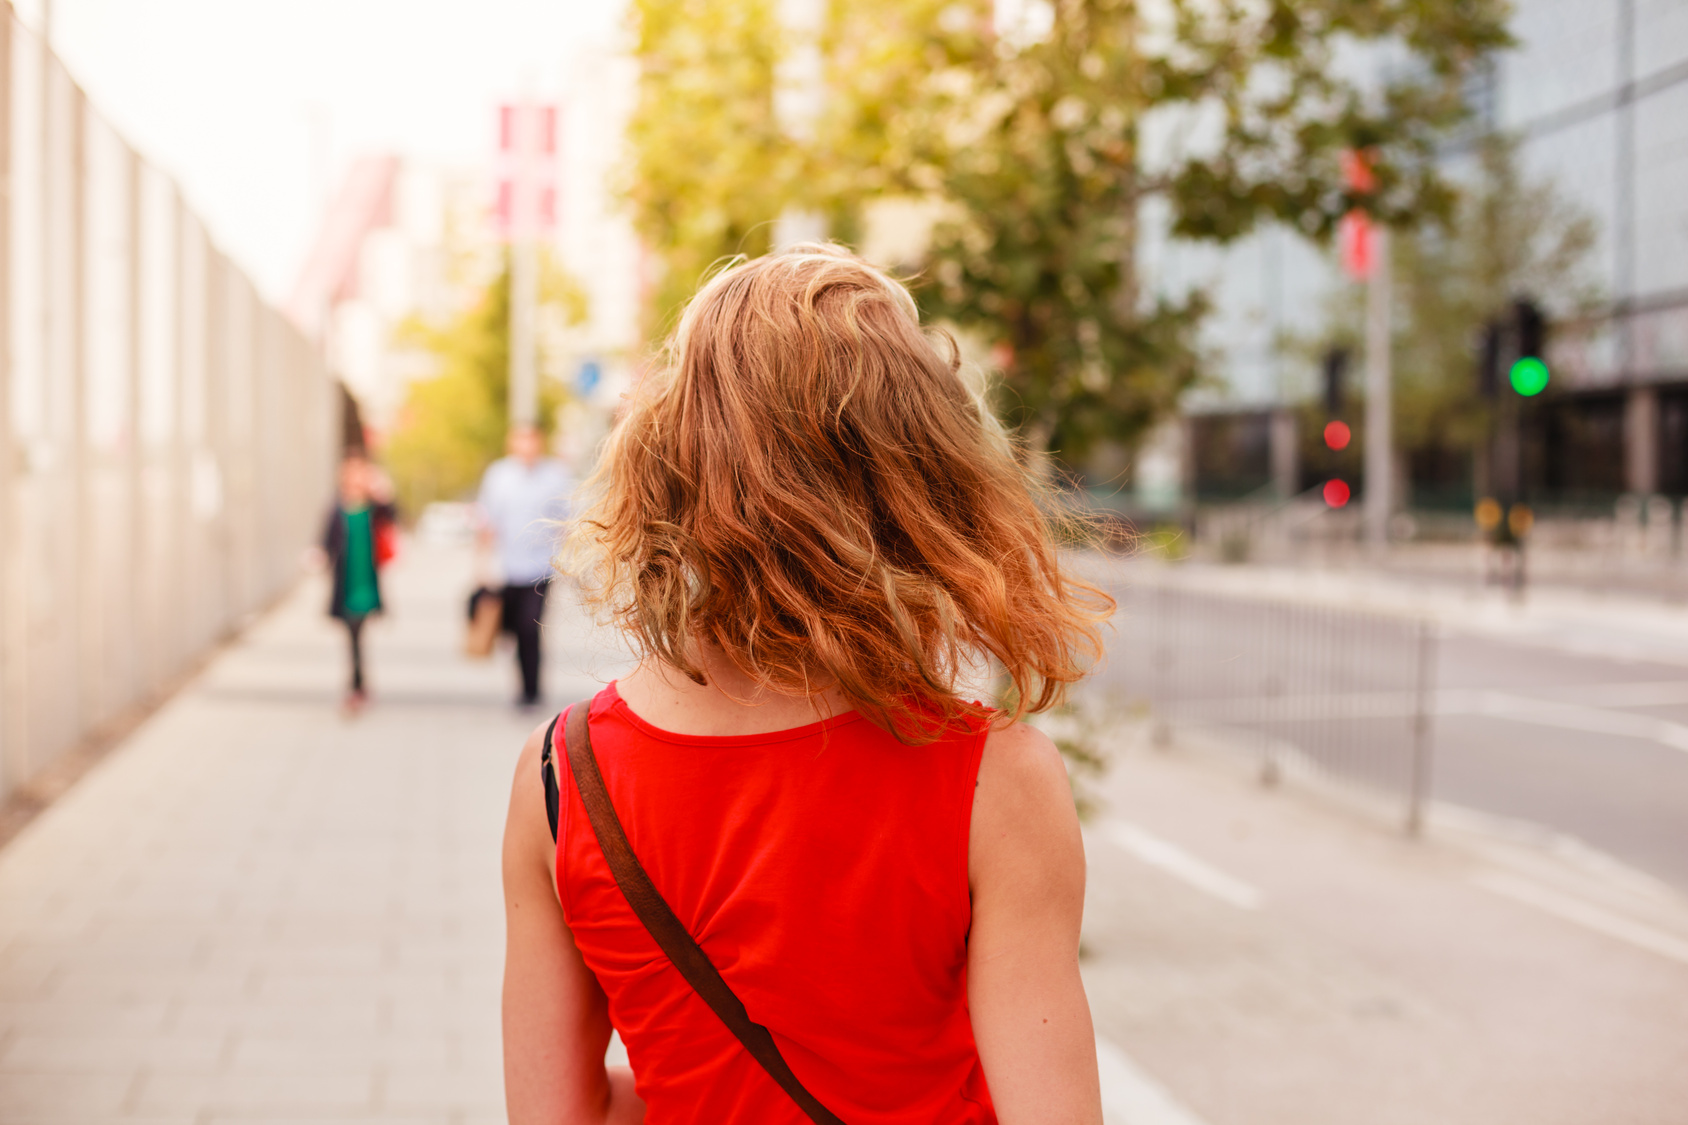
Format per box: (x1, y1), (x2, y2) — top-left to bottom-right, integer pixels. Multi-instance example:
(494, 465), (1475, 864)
(563, 244), (1111, 739)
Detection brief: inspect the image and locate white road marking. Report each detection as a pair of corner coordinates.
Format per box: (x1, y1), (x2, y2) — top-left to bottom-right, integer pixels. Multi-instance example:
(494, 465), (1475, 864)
(1162, 686), (1688, 758)
(1472, 870), (1688, 966)
(1557, 680), (1688, 709)
(1448, 690), (1688, 755)
(1102, 820), (1264, 911)
(1096, 1036), (1212, 1125)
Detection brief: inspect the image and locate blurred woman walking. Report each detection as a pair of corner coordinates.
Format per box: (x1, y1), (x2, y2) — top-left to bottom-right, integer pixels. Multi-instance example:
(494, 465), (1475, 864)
(503, 245), (1111, 1123)
(322, 453), (396, 714)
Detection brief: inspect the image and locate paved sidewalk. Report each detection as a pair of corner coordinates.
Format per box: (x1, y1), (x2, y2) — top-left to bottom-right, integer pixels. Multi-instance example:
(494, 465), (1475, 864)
(0, 543), (632, 1124)
(1078, 723), (1688, 1125)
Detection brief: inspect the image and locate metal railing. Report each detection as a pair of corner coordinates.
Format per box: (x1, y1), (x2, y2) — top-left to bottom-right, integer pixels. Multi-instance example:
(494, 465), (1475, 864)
(1095, 572), (1438, 831)
(0, 14), (334, 805)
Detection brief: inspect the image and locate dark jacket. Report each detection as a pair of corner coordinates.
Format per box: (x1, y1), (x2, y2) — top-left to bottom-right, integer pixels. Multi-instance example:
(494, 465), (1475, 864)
(322, 501), (396, 620)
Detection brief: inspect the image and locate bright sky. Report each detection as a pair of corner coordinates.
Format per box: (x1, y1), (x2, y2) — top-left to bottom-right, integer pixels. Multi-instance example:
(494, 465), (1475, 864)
(27, 0), (625, 302)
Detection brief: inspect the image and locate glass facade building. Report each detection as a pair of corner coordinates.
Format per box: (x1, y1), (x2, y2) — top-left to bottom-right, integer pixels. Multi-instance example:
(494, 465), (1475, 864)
(1156, 0), (1688, 504)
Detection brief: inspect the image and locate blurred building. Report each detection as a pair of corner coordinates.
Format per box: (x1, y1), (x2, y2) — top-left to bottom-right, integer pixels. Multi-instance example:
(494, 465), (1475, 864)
(1147, 0), (1688, 516)
(1499, 0), (1688, 503)
(286, 58), (645, 467)
(287, 156), (465, 438)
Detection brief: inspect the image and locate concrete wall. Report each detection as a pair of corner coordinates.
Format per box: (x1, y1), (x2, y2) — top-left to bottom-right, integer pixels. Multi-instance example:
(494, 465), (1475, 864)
(0, 13), (335, 804)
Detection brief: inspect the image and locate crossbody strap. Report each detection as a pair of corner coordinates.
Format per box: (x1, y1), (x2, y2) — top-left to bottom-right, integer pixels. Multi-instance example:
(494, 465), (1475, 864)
(541, 711), (562, 843)
(542, 702), (847, 1125)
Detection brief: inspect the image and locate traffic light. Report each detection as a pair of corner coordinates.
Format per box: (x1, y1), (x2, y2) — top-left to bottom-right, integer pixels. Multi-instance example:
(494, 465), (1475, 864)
(1320, 347), (1351, 507)
(1509, 298), (1549, 397)
(1477, 301), (1550, 398)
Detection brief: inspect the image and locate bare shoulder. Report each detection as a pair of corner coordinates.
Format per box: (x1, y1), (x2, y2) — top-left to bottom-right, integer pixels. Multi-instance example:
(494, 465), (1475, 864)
(977, 719), (1069, 797)
(970, 718), (1084, 890)
(504, 716), (563, 878)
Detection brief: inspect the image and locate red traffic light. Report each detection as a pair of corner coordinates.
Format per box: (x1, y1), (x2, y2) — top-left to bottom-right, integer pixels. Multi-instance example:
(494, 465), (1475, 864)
(1323, 479), (1351, 507)
(1323, 420), (1351, 450)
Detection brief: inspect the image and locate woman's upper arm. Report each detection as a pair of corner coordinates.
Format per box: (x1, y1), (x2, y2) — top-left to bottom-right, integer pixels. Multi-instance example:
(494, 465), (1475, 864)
(967, 721), (1103, 1125)
(502, 721), (641, 1125)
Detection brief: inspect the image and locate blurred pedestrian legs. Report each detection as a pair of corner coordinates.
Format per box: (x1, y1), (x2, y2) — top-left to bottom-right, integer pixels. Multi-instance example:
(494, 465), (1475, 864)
(501, 579), (552, 705)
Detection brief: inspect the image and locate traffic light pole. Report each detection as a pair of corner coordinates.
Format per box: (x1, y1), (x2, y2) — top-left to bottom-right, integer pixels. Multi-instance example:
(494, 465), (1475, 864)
(1494, 385), (1520, 502)
(1363, 228), (1393, 550)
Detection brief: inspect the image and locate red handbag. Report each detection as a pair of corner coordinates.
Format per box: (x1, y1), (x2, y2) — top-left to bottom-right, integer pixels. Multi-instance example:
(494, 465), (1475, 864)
(374, 516), (398, 568)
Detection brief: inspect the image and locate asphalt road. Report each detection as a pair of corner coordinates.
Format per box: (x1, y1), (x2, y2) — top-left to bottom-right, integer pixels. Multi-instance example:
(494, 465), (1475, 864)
(1431, 633), (1688, 891)
(1087, 574), (1688, 894)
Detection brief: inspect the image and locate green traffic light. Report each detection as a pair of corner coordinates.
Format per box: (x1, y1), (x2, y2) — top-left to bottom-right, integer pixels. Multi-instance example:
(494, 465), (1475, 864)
(1510, 356), (1549, 396)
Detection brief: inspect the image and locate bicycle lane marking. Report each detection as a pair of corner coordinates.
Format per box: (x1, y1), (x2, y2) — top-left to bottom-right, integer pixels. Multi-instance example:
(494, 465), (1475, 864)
(1096, 1035), (1213, 1125)
(1100, 819), (1264, 911)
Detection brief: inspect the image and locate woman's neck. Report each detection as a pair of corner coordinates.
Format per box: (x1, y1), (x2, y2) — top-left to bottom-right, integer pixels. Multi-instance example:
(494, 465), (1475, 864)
(614, 646), (852, 738)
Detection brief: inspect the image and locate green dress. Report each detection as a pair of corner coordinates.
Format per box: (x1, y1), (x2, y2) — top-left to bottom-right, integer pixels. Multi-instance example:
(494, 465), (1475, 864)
(341, 507), (380, 618)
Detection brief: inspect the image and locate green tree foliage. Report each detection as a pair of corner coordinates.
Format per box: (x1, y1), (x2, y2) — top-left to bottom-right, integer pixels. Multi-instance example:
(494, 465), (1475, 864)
(624, 0), (1513, 465)
(908, 1), (1207, 460)
(1142, 0), (1511, 242)
(383, 258), (588, 517)
(624, 0), (801, 335)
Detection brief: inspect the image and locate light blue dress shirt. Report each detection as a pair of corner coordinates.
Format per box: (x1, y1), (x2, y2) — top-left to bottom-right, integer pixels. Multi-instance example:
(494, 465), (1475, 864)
(476, 456), (574, 585)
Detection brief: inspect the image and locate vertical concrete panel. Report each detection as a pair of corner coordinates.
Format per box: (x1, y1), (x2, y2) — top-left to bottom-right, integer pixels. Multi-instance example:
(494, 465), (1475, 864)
(82, 109), (137, 727)
(178, 213), (214, 655)
(43, 57), (81, 771)
(256, 308), (284, 601)
(136, 163), (181, 690)
(0, 13), (14, 803)
(222, 268), (256, 618)
(296, 328), (331, 563)
(163, 184), (190, 678)
(125, 145), (143, 706)
(270, 313), (296, 590)
(2, 15), (42, 797)
(201, 245), (230, 643)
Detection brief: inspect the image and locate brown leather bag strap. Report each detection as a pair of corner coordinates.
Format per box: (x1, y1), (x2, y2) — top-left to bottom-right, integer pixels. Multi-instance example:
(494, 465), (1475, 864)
(552, 702), (847, 1125)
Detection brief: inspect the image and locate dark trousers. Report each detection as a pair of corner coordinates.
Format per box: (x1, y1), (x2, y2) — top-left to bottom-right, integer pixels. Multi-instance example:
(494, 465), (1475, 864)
(343, 614), (367, 693)
(502, 579), (551, 704)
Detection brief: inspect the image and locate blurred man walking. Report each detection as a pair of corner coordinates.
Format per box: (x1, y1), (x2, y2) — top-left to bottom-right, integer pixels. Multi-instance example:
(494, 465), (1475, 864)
(476, 424), (572, 708)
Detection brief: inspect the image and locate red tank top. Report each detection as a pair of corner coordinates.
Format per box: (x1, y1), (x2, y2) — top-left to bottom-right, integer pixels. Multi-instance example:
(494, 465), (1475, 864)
(556, 683), (997, 1123)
